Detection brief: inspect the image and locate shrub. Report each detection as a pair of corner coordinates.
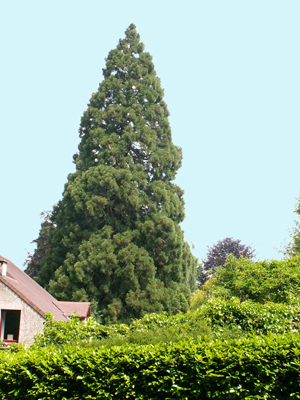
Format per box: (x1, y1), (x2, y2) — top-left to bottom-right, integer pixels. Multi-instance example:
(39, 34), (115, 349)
(215, 255), (300, 303)
(32, 298), (300, 350)
(1, 333), (300, 399)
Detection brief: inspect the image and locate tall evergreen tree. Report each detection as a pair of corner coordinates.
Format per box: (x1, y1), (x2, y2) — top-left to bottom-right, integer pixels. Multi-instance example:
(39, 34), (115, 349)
(36, 24), (197, 323)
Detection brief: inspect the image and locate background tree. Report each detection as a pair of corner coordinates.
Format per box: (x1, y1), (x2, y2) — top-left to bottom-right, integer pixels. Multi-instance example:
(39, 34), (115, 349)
(24, 211), (52, 280)
(284, 195), (300, 258)
(35, 24), (197, 323)
(215, 254), (300, 304)
(192, 254), (300, 308)
(199, 237), (255, 284)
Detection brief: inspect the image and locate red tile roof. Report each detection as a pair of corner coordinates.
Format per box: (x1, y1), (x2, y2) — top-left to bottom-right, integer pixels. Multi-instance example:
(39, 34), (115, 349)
(53, 301), (91, 318)
(0, 256), (89, 321)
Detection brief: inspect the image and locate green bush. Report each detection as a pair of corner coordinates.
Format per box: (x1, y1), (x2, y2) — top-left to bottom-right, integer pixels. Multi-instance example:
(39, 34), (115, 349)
(32, 299), (300, 349)
(215, 255), (300, 304)
(192, 255), (300, 306)
(32, 313), (122, 348)
(2, 300), (300, 398)
(198, 298), (300, 335)
(33, 312), (213, 349)
(1, 333), (300, 399)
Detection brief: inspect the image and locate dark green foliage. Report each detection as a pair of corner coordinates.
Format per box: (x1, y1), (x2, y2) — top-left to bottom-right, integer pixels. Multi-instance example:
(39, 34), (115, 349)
(36, 24), (197, 323)
(2, 332), (300, 399)
(24, 212), (52, 280)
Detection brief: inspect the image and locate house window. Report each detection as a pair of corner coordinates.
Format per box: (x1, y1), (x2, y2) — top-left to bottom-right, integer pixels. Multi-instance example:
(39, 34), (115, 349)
(0, 310), (21, 342)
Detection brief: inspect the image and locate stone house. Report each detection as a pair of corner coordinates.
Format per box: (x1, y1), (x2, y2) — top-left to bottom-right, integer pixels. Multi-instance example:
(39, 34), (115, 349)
(0, 256), (90, 346)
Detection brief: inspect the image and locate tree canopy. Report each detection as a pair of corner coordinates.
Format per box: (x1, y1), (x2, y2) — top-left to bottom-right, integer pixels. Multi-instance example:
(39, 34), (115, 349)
(33, 24), (197, 323)
(192, 255), (300, 308)
(200, 237), (255, 282)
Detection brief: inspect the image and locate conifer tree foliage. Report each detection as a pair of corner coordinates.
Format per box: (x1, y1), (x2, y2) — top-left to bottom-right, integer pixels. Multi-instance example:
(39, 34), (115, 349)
(24, 212), (52, 280)
(36, 24), (197, 323)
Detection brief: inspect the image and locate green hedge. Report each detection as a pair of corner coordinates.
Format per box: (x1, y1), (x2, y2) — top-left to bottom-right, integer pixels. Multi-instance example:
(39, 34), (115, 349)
(1, 333), (300, 399)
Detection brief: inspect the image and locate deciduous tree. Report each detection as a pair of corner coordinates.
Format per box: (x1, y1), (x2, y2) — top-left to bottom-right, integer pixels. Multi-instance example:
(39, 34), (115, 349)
(215, 254), (300, 304)
(200, 237), (255, 283)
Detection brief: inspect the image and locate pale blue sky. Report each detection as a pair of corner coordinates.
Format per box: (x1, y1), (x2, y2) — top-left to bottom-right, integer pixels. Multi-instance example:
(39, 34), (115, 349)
(1, 1), (300, 269)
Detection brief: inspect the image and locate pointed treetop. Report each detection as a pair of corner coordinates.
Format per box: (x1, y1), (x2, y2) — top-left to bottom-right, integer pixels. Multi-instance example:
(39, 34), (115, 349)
(33, 24), (196, 323)
(74, 24), (181, 183)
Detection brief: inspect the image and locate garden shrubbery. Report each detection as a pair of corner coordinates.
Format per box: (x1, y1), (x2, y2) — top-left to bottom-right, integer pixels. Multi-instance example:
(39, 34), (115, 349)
(30, 298), (300, 349)
(2, 256), (300, 398)
(1, 299), (300, 399)
(27, 298), (300, 348)
(1, 332), (300, 399)
(192, 255), (300, 307)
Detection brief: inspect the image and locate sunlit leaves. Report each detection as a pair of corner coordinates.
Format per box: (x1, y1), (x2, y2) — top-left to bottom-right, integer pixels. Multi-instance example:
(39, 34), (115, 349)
(2, 330), (300, 399)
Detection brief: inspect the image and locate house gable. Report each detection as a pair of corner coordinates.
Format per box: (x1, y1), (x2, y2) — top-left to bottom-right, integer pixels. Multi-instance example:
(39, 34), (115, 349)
(0, 256), (67, 321)
(0, 280), (45, 346)
(0, 256), (91, 346)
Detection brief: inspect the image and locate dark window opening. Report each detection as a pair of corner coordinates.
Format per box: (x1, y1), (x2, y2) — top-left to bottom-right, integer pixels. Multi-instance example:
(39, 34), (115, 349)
(1, 310), (21, 342)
